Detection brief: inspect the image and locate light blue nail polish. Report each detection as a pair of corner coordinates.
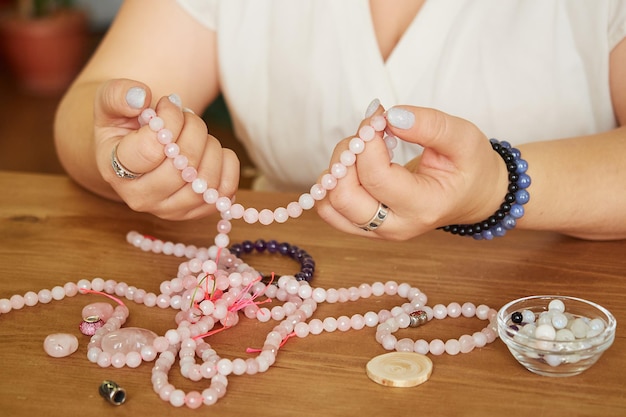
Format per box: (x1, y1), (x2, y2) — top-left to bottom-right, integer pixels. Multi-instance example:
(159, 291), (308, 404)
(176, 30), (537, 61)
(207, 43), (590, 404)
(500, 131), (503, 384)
(386, 107), (415, 129)
(126, 87), (146, 109)
(364, 98), (380, 118)
(168, 93), (182, 108)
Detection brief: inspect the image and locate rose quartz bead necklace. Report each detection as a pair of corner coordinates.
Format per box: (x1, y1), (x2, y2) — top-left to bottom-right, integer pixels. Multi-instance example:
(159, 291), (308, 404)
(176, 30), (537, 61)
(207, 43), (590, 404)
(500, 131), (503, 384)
(0, 111), (498, 409)
(138, 106), (396, 250)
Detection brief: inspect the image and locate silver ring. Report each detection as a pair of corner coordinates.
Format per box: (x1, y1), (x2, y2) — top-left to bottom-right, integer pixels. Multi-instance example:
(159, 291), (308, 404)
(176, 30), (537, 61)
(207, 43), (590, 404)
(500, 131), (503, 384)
(355, 202), (389, 232)
(111, 143), (142, 179)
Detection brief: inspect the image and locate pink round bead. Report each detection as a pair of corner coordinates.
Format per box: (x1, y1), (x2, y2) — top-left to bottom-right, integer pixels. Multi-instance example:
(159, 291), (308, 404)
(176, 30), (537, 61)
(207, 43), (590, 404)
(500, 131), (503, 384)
(358, 125), (375, 141)
(444, 339), (461, 355)
(274, 207), (289, 223)
(258, 209), (274, 225)
(185, 391), (203, 409)
(243, 208), (259, 224)
(331, 162), (348, 179)
(164, 143), (180, 158)
(461, 302), (476, 317)
(429, 339), (445, 355)
(148, 116), (164, 131)
(340, 149), (356, 166)
(173, 154), (189, 170)
(286, 201), (303, 218)
(370, 115), (387, 131)
(348, 137), (365, 154)
(447, 302), (462, 318)
(181, 166), (197, 182)
(157, 128), (173, 144)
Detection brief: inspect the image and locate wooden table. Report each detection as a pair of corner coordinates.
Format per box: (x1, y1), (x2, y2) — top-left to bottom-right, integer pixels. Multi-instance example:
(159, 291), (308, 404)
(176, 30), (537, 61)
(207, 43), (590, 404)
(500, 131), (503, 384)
(0, 170), (624, 417)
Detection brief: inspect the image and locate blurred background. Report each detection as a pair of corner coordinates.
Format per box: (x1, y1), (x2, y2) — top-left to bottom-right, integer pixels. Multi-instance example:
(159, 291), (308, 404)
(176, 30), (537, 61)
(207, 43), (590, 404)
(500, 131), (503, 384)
(0, 0), (256, 188)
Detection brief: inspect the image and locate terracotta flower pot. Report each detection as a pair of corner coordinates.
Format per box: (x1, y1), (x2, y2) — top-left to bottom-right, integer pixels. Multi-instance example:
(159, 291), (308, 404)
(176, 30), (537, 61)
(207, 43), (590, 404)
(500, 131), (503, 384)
(0, 9), (88, 95)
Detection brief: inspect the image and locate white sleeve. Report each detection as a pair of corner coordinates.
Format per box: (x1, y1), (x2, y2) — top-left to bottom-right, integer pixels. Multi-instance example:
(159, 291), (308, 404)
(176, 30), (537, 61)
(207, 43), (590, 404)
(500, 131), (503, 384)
(609, 0), (626, 49)
(174, 0), (218, 30)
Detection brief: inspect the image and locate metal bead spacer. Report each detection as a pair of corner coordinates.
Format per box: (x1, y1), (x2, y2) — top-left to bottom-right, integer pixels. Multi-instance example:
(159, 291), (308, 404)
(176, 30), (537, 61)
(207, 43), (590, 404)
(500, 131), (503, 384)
(99, 380), (126, 405)
(409, 310), (428, 328)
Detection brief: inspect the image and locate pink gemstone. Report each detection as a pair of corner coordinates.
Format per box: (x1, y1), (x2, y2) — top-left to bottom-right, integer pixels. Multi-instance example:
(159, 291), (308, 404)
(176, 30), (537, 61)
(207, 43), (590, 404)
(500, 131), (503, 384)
(164, 143), (180, 158)
(459, 334), (476, 353)
(331, 162), (348, 179)
(82, 302), (115, 322)
(173, 155), (189, 170)
(433, 304), (447, 319)
(157, 128), (173, 144)
(229, 203), (245, 219)
(309, 183), (326, 200)
(370, 115), (387, 131)
(396, 338), (414, 352)
(429, 339), (445, 355)
(181, 166), (197, 182)
(10, 294), (24, 309)
(273, 207), (289, 223)
(339, 150), (356, 166)
(320, 173), (338, 190)
(148, 116), (164, 131)
(336, 316), (351, 331)
(185, 391), (203, 409)
(286, 202), (303, 218)
(43, 333), (79, 358)
(447, 302), (462, 318)
(243, 208), (259, 224)
(444, 339), (461, 355)
(358, 125), (375, 141)
(461, 302), (476, 317)
(139, 108), (156, 124)
(348, 137), (365, 154)
(101, 327), (158, 355)
(24, 291), (38, 306)
(414, 339), (429, 354)
(298, 193), (315, 210)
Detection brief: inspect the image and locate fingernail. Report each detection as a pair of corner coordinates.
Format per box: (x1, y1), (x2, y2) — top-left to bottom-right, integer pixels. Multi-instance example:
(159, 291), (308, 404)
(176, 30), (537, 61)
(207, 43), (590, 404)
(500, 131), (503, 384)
(126, 87), (146, 109)
(364, 98), (380, 118)
(168, 93), (182, 108)
(386, 107), (415, 129)
(182, 107), (195, 114)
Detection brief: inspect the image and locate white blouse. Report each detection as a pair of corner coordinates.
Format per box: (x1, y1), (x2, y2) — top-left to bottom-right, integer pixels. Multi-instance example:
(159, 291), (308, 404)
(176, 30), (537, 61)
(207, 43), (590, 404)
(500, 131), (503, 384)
(176, 0), (626, 192)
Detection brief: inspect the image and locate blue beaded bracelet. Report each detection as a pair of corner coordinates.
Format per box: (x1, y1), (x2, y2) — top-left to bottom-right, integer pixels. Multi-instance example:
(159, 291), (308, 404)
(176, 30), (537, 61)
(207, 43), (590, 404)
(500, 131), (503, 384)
(440, 139), (531, 240)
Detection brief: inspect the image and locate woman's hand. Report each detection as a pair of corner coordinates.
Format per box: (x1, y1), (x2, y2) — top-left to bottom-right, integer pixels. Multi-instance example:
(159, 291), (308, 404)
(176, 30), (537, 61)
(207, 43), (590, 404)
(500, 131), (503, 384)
(93, 79), (240, 220)
(317, 103), (509, 240)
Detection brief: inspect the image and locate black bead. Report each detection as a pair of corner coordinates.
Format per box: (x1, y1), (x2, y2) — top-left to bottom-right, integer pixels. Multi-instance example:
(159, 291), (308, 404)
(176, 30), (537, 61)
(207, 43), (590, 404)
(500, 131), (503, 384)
(511, 311), (523, 324)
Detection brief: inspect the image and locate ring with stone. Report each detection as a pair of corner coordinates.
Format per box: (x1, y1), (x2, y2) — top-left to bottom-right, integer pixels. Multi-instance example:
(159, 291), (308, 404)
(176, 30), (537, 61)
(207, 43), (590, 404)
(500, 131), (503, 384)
(111, 143), (142, 180)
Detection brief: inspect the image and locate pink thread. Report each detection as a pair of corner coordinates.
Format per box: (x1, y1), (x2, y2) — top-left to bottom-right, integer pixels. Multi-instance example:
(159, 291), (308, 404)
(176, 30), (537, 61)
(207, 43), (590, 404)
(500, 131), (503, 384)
(227, 275), (272, 314)
(246, 331), (296, 353)
(192, 325), (231, 341)
(79, 288), (126, 307)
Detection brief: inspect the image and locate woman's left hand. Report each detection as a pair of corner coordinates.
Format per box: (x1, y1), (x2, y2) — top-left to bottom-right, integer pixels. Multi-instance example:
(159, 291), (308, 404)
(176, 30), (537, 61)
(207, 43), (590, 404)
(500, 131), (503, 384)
(316, 103), (510, 240)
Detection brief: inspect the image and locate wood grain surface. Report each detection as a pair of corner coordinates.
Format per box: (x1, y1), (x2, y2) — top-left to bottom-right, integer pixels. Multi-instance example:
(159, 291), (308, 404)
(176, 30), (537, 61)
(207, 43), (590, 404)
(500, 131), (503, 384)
(0, 171), (624, 417)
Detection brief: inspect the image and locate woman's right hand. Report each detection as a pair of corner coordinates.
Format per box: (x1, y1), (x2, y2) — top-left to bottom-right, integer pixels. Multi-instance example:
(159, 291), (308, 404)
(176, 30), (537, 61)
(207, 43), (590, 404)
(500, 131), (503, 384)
(93, 79), (240, 220)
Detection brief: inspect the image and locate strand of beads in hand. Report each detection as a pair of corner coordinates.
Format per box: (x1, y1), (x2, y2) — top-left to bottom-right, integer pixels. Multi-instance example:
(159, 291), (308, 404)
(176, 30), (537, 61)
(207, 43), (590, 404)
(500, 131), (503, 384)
(137, 106), (397, 250)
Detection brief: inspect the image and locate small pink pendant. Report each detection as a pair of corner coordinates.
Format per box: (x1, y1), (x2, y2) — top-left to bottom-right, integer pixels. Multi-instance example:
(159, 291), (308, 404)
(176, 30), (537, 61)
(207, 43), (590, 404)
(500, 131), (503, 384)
(100, 327), (158, 354)
(82, 302), (114, 322)
(43, 333), (79, 358)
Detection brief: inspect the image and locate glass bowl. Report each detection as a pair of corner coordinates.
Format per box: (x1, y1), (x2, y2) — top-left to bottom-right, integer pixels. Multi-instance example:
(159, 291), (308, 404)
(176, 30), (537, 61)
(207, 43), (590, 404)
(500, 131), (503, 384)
(497, 295), (616, 377)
